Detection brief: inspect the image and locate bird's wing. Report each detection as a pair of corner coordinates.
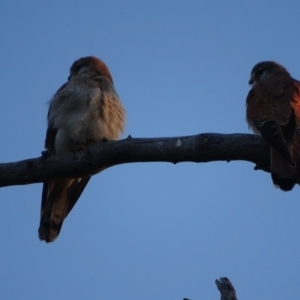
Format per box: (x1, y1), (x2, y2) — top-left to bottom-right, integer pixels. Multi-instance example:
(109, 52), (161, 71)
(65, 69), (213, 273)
(39, 83), (92, 243)
(246, 77), (294, 164)
(290, 79), (300, 159)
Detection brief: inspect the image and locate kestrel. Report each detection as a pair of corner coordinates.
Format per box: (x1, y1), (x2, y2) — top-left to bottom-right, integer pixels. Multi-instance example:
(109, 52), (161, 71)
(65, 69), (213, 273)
(39, 56), (125, 242)
(246, 61), (300, 191)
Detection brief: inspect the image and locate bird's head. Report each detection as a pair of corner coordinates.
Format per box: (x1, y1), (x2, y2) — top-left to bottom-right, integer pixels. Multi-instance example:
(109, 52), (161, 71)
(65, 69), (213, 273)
(69, 56), (113, 82)
(248, 61), (290, 87)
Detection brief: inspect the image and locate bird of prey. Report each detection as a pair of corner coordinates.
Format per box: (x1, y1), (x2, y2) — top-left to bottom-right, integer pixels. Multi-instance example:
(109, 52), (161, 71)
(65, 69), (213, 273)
(39, 56), (125, 242)
(246, 61), (300, 191)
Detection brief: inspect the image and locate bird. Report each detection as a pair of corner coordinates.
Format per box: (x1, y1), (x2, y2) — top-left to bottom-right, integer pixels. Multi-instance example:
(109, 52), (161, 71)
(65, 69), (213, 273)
(39, 56), (126, 242)
(246, 61), (300, 191)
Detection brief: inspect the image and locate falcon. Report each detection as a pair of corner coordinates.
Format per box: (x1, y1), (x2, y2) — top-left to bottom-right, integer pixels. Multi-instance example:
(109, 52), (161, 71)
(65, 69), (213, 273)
(246, 61), (300, 191)
(39, 56), (126, 242)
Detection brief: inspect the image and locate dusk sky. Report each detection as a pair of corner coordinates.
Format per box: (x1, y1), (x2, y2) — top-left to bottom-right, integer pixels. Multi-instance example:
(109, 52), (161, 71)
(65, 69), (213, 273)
(1, 1), (300, 299)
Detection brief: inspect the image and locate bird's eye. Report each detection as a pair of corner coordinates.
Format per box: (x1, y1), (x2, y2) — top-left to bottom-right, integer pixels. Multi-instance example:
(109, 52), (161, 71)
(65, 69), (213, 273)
(74, 64), (82, 72)
(71, 63), (83, 74)
(256, 68), (264, 76)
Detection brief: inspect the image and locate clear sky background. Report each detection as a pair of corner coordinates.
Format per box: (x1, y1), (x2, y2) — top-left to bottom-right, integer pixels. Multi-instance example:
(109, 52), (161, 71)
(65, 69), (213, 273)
(1, 1), (300, 299)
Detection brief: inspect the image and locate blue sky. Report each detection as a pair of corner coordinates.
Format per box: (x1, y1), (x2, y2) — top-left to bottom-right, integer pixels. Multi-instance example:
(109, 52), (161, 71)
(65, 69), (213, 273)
(1, 1), (300, 299)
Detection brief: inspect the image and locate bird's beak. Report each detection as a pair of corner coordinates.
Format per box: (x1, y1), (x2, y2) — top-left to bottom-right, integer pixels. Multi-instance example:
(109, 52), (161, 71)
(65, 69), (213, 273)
(248, 78), (253, 85)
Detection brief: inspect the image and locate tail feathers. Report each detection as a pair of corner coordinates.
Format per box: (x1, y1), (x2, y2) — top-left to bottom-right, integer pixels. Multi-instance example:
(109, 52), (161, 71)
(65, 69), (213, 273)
(39, 212), (65, 243)
(39, 181), (70, 242)
(270, 148), (296, 191)
(38, 177), (91, 243)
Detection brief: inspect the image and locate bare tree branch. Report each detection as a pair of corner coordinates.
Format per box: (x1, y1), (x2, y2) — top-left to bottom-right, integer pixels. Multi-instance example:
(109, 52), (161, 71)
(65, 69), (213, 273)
(0, 133), (274, 188)
(215, 277), (238, 300)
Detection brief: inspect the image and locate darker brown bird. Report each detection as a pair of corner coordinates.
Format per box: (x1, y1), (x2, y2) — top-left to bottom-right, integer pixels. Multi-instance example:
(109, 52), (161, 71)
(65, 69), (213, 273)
(246, 61), (300, 191)
(39, 56), (125, 242)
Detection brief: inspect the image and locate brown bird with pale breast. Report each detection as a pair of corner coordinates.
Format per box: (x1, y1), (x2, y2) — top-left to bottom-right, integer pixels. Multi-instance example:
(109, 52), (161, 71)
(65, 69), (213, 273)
(246, 61), (300, 191)
(39, 56), (125, 242)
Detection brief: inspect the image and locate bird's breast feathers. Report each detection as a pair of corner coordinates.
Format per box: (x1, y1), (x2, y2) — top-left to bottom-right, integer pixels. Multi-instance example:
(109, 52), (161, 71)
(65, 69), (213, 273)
(48, 79), (125, 154)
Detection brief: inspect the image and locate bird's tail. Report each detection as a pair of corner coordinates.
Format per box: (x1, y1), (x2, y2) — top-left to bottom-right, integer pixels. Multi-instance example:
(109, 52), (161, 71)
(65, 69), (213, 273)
(270, 148), (296, 191)
(38, 180), (71, 242)
(39, 214), (65, 242)
(39, 177), (91, 242)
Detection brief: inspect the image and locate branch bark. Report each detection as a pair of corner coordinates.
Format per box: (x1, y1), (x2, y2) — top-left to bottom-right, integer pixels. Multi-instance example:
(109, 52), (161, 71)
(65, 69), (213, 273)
(215, 277), (238, 300)
(0, 133), (274, 187)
